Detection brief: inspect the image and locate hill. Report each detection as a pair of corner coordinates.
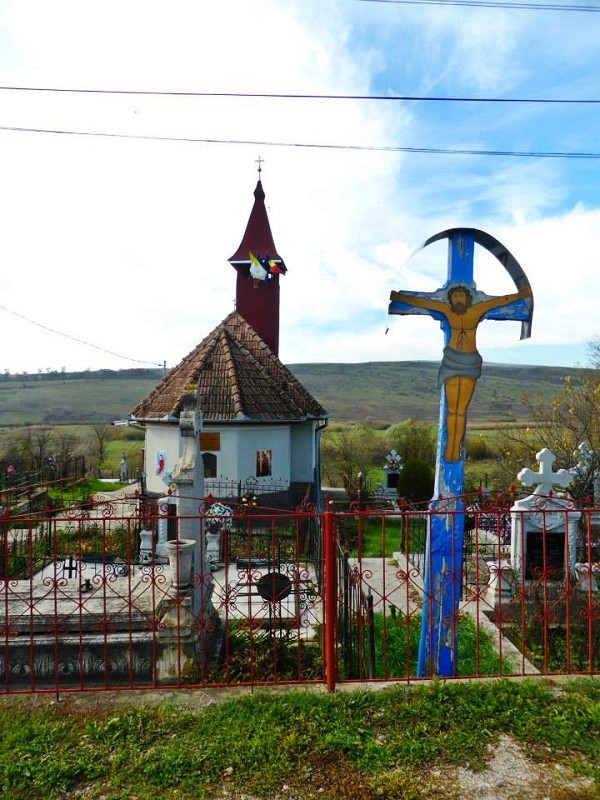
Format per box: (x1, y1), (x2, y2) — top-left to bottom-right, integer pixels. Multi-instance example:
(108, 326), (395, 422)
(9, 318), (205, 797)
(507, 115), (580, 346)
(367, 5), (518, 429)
(289, 361), (580, 424)
(0, 362), (583, 427)
(0, 369), (164, 426)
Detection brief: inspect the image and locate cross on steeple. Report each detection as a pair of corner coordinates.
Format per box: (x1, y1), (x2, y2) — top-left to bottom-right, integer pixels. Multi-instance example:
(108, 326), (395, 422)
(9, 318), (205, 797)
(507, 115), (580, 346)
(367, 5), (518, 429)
(518, 448), (573, 496)
(255, 156), (264, 177)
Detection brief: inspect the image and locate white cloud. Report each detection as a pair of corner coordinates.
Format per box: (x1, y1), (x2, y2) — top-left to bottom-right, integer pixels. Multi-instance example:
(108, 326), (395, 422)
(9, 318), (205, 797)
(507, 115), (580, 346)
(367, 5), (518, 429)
(0, 0), (597, 377)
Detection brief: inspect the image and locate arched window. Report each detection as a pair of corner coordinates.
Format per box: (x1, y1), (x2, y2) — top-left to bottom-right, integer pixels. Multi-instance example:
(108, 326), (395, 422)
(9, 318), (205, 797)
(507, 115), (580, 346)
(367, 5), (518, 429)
(202, 452), (217, 478)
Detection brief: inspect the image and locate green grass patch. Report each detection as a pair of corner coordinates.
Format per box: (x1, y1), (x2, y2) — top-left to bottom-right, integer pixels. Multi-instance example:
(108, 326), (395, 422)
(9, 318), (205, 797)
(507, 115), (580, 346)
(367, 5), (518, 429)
(381, 610), (511, 677)
(0, 679), (598, 799)
(347, 611), (511, 679)
(340, 514), (427, 558)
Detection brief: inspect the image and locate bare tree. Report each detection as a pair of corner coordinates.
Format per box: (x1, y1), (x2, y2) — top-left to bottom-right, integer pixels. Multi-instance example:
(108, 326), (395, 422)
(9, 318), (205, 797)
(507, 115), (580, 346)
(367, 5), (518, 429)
(499, 372), (600, 503)
(321, 425), (382, 499)
(92, 423), (112, 467)
(55, 430), (81, 479)
(9, 426), (55, 476)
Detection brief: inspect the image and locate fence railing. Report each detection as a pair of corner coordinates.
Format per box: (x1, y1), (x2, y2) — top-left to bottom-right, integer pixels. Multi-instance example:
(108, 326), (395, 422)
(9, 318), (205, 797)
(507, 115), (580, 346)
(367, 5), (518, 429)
(0, 495), (598, 694)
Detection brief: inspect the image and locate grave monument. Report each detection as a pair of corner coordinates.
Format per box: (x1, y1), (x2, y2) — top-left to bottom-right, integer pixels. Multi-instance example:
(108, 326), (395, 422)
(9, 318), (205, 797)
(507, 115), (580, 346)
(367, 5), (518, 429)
(511, 448), (580, 584)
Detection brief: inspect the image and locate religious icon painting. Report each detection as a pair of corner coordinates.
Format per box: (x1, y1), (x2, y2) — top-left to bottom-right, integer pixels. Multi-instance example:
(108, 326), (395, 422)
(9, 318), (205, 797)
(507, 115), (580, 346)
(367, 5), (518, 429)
(155, 450), (167, 476)
(256, 449), (272, 477)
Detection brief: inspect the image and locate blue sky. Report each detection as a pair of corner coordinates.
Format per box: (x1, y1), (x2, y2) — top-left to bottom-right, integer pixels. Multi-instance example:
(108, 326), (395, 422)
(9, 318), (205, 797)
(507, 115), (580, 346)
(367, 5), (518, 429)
(0, 0), (598, 373)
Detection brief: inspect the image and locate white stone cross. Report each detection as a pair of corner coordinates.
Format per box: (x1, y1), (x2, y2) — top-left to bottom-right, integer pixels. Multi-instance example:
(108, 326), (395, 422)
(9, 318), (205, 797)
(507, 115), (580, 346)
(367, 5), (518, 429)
(385, 449), (402, 470)
(517, 448), (573, 496)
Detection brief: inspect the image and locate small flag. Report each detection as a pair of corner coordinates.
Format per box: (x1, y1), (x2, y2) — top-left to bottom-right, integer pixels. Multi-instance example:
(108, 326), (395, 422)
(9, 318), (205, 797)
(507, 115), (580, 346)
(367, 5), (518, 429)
(268, 258), (287, 275)
(249, 252), (268, 281)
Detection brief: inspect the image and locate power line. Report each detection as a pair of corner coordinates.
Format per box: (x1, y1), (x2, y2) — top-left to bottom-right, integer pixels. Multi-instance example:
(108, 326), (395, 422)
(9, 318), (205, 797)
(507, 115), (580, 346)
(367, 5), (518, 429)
(0, 84), (598, 104)
(357, 0), (600, 11)
(0, 123), (599, 159)
(0, 303), (165, 367)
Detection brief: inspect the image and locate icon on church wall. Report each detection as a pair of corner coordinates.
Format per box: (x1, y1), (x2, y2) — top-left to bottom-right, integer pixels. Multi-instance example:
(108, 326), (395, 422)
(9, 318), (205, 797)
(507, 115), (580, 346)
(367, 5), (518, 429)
(155, 450), (167, 476)
(256, 449), (272, 477)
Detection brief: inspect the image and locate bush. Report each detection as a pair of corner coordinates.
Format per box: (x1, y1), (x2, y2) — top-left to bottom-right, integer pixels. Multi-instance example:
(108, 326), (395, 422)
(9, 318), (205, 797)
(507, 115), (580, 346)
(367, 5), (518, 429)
(397, 459), (434, 504)
(386, 420), (436, 464)
(466, 435), (495, 460)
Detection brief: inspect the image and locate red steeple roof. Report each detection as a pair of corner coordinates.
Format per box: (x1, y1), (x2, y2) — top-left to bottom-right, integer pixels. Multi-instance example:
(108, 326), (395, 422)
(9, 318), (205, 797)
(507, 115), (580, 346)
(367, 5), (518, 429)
(228, 180), (284, 265)
(227, 178), (286, 355)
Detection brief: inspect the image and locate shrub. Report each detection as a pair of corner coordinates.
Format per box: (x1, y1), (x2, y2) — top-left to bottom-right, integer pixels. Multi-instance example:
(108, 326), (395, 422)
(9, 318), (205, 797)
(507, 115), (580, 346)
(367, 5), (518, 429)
(397, 459), (434, 504)
(466, 435), (495, 460)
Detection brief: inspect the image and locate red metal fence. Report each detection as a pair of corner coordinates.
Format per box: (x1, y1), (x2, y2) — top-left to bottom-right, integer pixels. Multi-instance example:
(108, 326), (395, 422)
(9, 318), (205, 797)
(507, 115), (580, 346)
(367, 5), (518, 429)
(0, 494), (598, 694)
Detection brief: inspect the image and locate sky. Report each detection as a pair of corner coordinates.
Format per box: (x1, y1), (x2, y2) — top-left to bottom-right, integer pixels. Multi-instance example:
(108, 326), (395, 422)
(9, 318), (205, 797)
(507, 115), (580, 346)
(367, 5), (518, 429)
(0, 0), (599, 375)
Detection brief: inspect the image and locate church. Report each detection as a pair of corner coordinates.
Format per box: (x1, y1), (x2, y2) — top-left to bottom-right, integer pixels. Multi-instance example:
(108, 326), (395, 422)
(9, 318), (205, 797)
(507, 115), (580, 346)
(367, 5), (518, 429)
(130, 175), (328, 508)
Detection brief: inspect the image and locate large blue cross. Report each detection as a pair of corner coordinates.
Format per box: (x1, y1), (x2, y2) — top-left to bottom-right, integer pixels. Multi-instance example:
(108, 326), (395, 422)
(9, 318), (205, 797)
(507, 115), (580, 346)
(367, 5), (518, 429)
(389, 228), (533, 677)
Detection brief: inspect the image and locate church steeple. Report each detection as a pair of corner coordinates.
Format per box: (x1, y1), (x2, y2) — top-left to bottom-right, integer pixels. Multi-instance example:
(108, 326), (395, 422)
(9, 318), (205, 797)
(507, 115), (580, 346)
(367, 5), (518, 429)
(228, 176), (287, 356)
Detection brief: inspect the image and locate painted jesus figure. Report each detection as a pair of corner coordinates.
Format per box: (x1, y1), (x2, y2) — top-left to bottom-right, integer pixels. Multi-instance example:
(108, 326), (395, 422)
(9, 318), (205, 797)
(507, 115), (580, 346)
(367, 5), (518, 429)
(389, 283), (533, 462)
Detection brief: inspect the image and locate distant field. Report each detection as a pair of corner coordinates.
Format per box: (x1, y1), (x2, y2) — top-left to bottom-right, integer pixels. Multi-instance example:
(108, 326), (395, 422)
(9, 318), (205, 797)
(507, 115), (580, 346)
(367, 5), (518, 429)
(289, 361), (577, 424)
(0, 373), (163, 426)
(0, 361), (580, 427)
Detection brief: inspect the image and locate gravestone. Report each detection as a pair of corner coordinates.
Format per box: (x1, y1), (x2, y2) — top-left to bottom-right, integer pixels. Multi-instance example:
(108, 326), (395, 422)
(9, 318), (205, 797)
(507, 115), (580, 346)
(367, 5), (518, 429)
(168, 383), (211, 619)
(120, 453), (128, 483)
(510, 448), (580, 583)
(205, 501), (233, 570)
(383, 449), (402, 498)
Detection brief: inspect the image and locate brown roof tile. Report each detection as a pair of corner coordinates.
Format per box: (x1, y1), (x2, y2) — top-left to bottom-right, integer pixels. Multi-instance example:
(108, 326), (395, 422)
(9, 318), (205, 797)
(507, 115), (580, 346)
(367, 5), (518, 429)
(130, 312), (327, 422)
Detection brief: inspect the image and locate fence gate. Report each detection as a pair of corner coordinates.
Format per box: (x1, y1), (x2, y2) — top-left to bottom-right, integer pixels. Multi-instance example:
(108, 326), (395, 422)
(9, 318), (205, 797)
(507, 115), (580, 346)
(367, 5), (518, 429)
(332, 508), (428, 683)
(203, 509), (323, 685)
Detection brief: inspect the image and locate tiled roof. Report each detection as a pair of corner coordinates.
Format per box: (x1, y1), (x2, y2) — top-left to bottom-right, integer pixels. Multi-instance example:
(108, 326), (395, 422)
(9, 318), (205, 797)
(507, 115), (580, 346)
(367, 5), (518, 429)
(130, 312), (327, 423)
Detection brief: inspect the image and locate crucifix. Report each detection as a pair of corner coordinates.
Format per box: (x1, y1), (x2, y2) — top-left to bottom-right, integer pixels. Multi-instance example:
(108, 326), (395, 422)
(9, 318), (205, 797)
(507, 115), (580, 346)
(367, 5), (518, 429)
(62, 555), (79, 579)
(388, 228), (534, 677)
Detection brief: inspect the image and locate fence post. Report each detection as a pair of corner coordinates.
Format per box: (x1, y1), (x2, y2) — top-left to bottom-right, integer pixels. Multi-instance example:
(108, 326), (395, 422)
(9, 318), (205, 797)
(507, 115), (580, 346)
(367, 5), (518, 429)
(323, 502), (337, 692)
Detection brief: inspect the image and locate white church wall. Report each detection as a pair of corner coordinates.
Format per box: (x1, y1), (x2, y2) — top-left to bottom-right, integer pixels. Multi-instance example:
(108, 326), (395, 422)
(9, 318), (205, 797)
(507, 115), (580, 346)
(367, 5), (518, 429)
(201, 426), (238, 481)
(146, 419), (318, 496)
(144, 423), (180, 495)
(234, 425), (291, 484)
(290, 422), (317, 482)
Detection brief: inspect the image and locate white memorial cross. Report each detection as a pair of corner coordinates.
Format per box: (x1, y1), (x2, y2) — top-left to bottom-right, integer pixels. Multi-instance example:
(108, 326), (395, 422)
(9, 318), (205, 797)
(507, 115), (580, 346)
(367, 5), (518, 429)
(571, 442), (595, 477)
(517, 448), (573, 497)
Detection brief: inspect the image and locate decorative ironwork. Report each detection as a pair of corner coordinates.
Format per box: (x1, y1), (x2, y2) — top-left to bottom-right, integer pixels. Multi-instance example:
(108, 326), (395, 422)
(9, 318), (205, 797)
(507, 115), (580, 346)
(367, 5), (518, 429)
(0, 499), (597, 693)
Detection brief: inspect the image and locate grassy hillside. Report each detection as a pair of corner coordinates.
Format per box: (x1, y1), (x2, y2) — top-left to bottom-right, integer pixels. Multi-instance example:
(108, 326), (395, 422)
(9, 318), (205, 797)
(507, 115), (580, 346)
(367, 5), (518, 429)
(0, 372), (163, 426)
(0, 362), (580, 427)
(289, 361), (577, 424)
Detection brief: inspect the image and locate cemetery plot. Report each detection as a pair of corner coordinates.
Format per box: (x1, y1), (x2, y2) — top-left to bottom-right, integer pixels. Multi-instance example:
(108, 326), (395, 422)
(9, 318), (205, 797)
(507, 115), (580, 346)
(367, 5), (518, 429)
(0, 487), (597, 693)
(210, 560), (320, 636)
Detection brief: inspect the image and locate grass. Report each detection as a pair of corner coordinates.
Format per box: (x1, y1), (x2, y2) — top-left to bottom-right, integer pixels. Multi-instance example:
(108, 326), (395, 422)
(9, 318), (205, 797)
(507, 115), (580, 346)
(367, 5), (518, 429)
(0, 679), (598, 799)
(340, 514), (427, 558)
(368, 611), (511, 678)
(0, 374), (161, 426)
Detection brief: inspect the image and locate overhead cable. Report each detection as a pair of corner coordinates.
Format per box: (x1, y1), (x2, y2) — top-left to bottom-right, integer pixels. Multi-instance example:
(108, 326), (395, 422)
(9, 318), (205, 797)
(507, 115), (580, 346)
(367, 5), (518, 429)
(0, 85), (598, 104)
(0, 303), (165, 367)
(357, 0), (600, 11)
(0, 124), (598, 159)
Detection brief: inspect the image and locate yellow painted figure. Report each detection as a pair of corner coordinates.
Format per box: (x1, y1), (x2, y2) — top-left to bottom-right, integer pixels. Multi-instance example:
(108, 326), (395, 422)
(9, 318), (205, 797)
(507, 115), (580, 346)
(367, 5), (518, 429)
(389, 285), (533, 461)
